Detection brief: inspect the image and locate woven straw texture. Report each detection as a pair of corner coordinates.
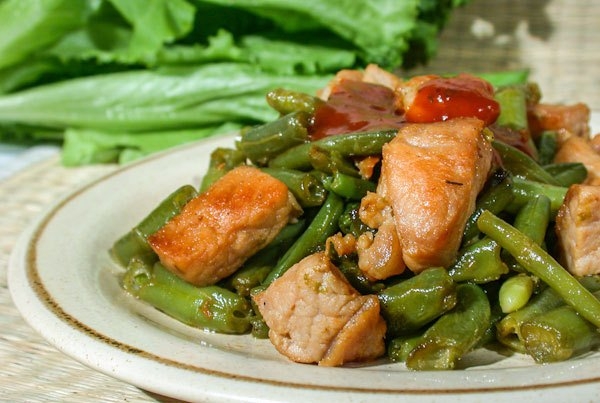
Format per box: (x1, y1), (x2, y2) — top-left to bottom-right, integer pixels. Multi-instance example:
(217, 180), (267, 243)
(1, 0), (599, 401)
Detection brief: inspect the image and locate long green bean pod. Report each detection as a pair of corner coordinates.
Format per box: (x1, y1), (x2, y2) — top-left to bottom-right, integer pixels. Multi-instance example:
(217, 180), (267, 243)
(110, 185), (198, 267)
(388, 333), (423, 363)
(536, 130), (558, 166)
(462, 169), (513, 244)
(507, 177), (568, 217)
(323, 172), (376, 200)
(378, 267), (457, 337)
(542, 162), (587, 187)
(308, 146), (360, 177)
(269, 129), (397, 170)
(123, 260), (252, 334)
(265, 88), (324, 115)
(405, 283), (491, 371)
(493, 140), (557, 185)
(521, 294), (600, 363)
(477, 210), (600, 328)
(263, 192), (345, 284)
(236, 111), (311, 166)
(261, 167), (327, 207)
(496, 276), (600, 352)
(449, 237), (509, 283)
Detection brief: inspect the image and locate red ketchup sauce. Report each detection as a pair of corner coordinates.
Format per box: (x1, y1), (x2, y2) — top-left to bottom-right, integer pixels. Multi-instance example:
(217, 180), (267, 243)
(310, 80), (406, 140)
(405, 74), (500, 126)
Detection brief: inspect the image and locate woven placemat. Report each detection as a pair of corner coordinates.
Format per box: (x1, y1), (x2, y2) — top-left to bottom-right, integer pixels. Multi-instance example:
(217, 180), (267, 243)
(0, 158), (183, 402)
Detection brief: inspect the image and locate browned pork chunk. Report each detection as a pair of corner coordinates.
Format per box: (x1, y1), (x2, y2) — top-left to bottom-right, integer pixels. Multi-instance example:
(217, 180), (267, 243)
(556, 184), (600, 276)
(378, 118), (494, 272)
(253, 252), (386, 367)
(148, 166), (301, 286)
(529, 103), (591, 138)
(554, 132), (600, 186)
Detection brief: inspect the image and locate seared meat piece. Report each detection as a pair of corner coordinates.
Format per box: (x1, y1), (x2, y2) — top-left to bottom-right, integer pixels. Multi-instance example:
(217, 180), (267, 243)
(253, 252), (386, 367)
(529, 102), (591, 138)
(148, 166), (301, 286)
(554, 131), (600, 186)
(379, 118), (494, 272)
(556, 184), (600, 276)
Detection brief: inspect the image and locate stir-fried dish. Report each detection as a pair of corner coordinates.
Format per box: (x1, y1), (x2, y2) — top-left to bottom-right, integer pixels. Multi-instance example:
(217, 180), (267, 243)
(111, 64), (600, 370)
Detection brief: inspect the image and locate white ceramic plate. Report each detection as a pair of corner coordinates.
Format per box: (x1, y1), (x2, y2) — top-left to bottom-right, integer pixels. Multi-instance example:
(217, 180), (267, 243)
(9, 116), (600, 403)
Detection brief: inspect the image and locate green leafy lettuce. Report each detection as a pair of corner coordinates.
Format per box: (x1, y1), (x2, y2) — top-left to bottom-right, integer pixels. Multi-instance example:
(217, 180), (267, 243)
(0, 0), (469, 165)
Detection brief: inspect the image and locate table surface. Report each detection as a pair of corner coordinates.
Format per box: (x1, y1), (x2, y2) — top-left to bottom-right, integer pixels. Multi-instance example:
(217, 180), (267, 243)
(1, 0), (599, 401)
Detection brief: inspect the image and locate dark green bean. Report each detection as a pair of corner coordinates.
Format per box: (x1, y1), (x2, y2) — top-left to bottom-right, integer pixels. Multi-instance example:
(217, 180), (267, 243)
(309, 146), (360, 177)
(503, 194), (551, 272)
(496, 276), (600, 352)
(462, 169), (513, 244)
(493, 140), (558, 185)
(449, 237), (509, 283)
(336, 257), (385, 295)
(477, 210), (600, 328)
(378, 267), (457, 337)
(263, 192), (345, 284)
(110, 185), (198, 267)
(521, 295), (600, 363)
(269, 130), (397, 170)
(388, 333), (423, 363)
(536, 130), (558, 166)
(495, 85), (529, 131)
(338, 202), (373, 238)
(266, 87), (324, 115)
(323, 172), (376, 200)
(405, 283), (491, 370)
(261, 167), (327, 207)
(236, 111), (310, 166)
(123, 260), (252, 334)
(507, 177), (567, 217)
(543, 162), (587, 187)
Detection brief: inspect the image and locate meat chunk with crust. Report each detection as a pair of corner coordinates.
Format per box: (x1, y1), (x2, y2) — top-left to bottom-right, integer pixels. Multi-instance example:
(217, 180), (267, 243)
(379, 118), (494, 272)
(554, 131), (600, 186)
(253, 252), (386, 366)
(556, 184), (600, 276)
(148, 166), (301, 286)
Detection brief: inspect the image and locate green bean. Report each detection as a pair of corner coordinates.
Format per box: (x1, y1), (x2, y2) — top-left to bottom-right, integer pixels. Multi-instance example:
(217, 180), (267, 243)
(462, 169), (513, 244)
(269, 129), (397, 170)
(323, 171), (376, 200)
(263, 192), (345, 284)
(496, 276), (600, 352)
(521, 296), (600, 363)
(543, 162), (587, 187)
(236, 111), (310, 166)
(261, 167), (327, 207)
(405, 283), (491, 371)
(495, 85), (529, 132)
(499, 274), (535, 313)
(493, 140), (557, 185)
(536, 131), (558, 166)
(477, 210), (600, 328)
(266, 87), (324, 115)
(378, 267), (457, 337)
(388, 333), (423, 363)
(308, 146), (360, 177)
(199, 147), (246, 192)
(110, 185), (198, 267)
(507, 177), (567, 217)
(477, 70), (529, 87)
(336, 257), (385, 295)
(503, 194), (551, 272)
(338, 202), (373, 238)
(449, 237), (509, 283)
(123, 260), (252, 334)
(249, 286), (270, 339)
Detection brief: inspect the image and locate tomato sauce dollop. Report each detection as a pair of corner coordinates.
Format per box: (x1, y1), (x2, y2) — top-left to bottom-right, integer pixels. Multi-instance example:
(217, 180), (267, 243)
(310, 80), (406, 140)
(405, 74), (500, 126)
